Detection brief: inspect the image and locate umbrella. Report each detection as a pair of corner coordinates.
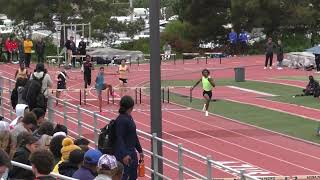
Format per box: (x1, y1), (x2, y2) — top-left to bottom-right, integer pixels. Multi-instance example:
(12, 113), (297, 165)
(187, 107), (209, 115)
(306, 45), (320, 54)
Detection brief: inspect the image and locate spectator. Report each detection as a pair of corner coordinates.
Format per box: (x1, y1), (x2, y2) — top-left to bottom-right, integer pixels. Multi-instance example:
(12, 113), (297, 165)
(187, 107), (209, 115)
(228, 28), (237, 57)
(114, 96), (144, 180)
(303, 76), (320, 97)
(18, 38), (25, 64)
(72, 149), (102, 180)
(5, 36), (18, 63)
(95, 154), (124, 180)
(53, 137), (81, 173)
(15, 62), (29, 80)
(35, 38), (46, 63)
(315, 54), (320, 73)
(49, 135), (65, 165)
(59, 149), (84, 177)
(29, 63), (53, 111)
(74, 137), (90, 152)
(32, 108), (46, 127)
(239, 29), (249, 56)
(78, 36), (87, 64)
(11, 112), (37, 146)
(276, 40), (284, 70)
(30, 149), (56, 180)
(53, 123), (68, 135)
(8, 133), (39, 180)
(162, 42), (171, 60)
(264, 37), (276, 69)
(0, 36), (3, 62)
(10, 104), (29, 128)
(0, 149), (12, 180)
(65, 36), (76, 67)
(24, 36), (33, 68)
(33, 121), (54, 149)
(10, 77), (28, 110)
(0, 121), (14, 159)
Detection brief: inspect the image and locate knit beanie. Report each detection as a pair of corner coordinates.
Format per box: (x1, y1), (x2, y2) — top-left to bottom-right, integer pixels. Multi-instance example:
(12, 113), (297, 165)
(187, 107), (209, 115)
(60, 138), (81, 160)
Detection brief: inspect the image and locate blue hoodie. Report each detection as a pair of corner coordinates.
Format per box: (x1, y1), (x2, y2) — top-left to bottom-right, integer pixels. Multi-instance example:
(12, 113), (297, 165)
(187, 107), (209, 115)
(239, 31), (248, 43)
(229, 32), (238, 44)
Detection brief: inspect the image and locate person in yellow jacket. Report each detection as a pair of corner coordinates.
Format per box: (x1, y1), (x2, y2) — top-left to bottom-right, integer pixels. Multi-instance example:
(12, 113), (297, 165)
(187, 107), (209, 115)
(52, 137), (81, 174)
(23, 37), (33, 68)
(191, 69), (216, 117)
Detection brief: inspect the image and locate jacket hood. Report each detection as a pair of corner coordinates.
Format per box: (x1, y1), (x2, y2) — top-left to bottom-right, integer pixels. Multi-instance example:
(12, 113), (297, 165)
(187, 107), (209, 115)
(33, 72), (45, 79)
(15, 104), (28, 118)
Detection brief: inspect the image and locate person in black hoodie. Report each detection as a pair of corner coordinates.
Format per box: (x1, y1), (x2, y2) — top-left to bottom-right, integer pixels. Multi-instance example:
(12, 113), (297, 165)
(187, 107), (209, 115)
(59, 149), (84, 177)
(114, 96), (144, 180)
(8, 132), (39, 180)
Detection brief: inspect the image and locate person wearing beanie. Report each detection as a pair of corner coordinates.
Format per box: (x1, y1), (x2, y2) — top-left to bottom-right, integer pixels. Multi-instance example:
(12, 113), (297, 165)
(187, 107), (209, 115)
(58, 149), (84, 177)
(52, 138), (80, 174)
(72, 149), (102, 180)
(49, 135), (65, 165)
(94, 154), (124, 180)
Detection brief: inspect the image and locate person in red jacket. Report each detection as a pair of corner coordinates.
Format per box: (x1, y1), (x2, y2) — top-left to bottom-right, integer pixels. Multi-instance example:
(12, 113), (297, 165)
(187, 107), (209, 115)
(5, 36), (18, 63)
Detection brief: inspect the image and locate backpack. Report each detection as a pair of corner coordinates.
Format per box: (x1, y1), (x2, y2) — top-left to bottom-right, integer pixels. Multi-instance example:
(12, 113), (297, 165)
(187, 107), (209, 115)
(98, 120), (117, 154)
(22, 73), (46, 110)
(10, 88), (18, 109)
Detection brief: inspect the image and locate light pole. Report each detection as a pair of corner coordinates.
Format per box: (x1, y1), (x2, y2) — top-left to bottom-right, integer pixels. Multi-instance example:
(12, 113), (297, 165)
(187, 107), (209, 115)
(149, 0), (163, 179)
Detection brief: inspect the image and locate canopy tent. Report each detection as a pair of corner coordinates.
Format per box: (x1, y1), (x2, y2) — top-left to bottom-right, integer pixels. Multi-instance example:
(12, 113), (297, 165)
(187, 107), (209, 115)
(87, 47), (144, 61)
(306, 45), (320, 54)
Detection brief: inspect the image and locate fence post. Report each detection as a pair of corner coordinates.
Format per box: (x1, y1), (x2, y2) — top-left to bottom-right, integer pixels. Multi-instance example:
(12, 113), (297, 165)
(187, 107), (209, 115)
(178, 144), (184, 180)
(206, 155), (212, 180)
(240, 170), (246, 180)
(93, 112), (98, 147)
(152, 133), (159, 180)
(63, 100), (67, 127)
(47, 96), (54, 122)
(8, 80), (12, 96)
(77, 105), (82, 138)
(10, 108), (14, 121)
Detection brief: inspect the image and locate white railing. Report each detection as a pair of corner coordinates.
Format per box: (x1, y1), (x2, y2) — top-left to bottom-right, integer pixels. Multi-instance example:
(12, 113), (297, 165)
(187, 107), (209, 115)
(0, 76), (259, 180)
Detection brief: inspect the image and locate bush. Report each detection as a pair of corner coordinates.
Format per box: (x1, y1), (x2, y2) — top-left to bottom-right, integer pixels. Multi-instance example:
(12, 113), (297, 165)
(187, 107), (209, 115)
(117, 38), (150, 54)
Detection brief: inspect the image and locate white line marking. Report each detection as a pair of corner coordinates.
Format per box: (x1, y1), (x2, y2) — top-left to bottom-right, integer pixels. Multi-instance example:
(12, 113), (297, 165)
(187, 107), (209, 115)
(227, 86), (277, 97)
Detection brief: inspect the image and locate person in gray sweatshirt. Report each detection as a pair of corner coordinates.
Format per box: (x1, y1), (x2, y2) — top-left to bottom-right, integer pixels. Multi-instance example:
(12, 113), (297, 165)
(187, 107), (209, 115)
(264, 37), (276, 69)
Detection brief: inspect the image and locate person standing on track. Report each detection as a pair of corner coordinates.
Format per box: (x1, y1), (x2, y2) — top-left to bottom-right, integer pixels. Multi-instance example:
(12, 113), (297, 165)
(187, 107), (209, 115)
(191, 69), (215, 116)
(264, 37), (276, 69)
(95, 66), (114, 112)
(82, 55), (94, 91)
(23, 36), (33, 68)
(15, 62), (29, 80)
(56, 68), (68, 105)
(117, 59), (129, 97)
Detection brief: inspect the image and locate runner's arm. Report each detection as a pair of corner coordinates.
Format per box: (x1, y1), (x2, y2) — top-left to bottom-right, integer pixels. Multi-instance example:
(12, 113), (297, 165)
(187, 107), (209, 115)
(14, 70), (18, 78)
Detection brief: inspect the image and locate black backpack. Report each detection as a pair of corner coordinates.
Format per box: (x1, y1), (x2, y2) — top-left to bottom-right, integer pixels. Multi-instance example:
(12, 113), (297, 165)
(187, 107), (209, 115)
(22, 73), (46, 110)
(10, 88), (18, 109)
(98, 120), (117, 154)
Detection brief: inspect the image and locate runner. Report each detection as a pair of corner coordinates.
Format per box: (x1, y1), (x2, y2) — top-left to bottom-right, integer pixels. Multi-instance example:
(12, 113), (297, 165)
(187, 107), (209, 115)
(82, 55), (94, 93)
(14, 62), (28, 80)
(117, 59), (129, 97)
(56, 68), (68, 105)
(95, 66), (113, 112)
(191, 69), (215, 116)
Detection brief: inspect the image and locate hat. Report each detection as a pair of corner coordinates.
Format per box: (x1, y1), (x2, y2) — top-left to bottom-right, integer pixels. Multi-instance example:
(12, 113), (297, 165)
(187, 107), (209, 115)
(61, 138), (81, 160)
(84, 149), (102, 165)
(97, 154), (118, 170)
(53, 132), (66, 137)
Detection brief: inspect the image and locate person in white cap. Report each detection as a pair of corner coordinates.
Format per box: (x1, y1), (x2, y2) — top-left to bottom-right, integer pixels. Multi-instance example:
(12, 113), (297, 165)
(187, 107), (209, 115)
(94, 154), (123, 180)
(78, 36), (87, 65)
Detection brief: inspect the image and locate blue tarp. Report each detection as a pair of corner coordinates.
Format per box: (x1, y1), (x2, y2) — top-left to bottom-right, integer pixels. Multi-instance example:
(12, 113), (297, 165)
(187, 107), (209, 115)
(306, 46), (320, 54)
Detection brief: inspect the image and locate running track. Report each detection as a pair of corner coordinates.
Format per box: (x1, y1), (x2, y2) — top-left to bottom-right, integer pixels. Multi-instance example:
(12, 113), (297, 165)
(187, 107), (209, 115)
(1, 55), (320, 179)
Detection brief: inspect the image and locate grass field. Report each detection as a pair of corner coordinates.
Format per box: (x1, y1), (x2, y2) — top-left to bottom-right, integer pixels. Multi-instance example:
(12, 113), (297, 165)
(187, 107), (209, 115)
(275, 75), (320, 82)
(160, 80), (320, 144)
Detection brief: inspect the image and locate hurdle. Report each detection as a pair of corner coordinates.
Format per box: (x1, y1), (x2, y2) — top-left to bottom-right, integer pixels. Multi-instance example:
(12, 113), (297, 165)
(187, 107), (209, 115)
(182, 53), (200, 64)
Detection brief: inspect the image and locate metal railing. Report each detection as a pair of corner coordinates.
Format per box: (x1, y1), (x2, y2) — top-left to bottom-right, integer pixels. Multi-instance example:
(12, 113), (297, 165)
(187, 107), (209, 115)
(11, 161), (77, 180)
(0, 76), (260, 180)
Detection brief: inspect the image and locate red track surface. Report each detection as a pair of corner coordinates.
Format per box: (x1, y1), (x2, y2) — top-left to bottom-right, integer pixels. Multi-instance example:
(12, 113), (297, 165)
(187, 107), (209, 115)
(1, 55), (320, 179)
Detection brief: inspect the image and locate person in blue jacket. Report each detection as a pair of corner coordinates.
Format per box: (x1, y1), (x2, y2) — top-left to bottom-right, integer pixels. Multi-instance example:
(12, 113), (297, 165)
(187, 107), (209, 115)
(239, 29), (249, 56)
(114, 95), (144, 180)
(228, 28), (238, 56)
